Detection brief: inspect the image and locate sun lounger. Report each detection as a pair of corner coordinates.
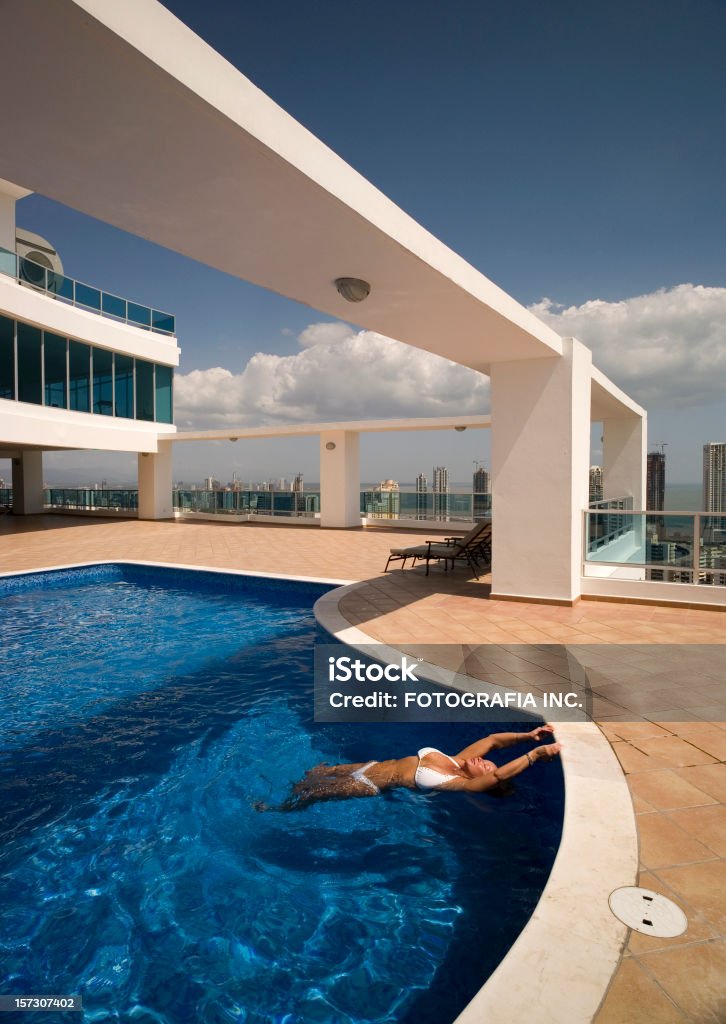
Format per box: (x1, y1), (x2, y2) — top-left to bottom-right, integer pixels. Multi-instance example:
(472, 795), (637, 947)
(385, 520), (491, 578)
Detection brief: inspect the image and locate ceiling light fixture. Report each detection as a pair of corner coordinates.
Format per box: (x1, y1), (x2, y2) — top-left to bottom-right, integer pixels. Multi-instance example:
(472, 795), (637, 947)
(454, 426), (467, 432)
(334, 277), (370, 303)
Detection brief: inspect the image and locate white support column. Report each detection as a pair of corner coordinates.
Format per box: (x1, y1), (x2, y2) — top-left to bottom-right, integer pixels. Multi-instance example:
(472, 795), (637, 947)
(490, 337), (592, 603)
(137, 440), (173, 519)
(319, 430), (360, 528)
(602, 414), (647, 505)
(0, 177), (31, 250)
(12, 450), (44, 514)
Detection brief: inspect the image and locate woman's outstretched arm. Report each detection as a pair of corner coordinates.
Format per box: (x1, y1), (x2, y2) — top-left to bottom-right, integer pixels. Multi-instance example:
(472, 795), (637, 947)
(462, 742), (562, 792)
(455, 724), (554, 760)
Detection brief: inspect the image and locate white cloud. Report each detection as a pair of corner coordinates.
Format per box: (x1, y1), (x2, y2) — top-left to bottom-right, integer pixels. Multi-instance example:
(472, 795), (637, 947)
(176, 283), (726, 429)
(175, 323), (489, 428)
(529, 284), (726, 408)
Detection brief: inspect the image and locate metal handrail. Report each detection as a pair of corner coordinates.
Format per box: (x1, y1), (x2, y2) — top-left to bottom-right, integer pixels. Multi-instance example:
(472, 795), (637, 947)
(0, 247), (175, 336)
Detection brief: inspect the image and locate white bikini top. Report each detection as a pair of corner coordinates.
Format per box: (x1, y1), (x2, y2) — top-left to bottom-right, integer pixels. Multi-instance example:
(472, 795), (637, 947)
(414, 747), (461, 791)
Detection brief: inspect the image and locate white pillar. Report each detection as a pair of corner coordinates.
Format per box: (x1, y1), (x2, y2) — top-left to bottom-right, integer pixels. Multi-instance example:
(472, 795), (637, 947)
(602, 414), (646, 505)
(137, 440), (173, 519)
(0, 177), (31, 251)
(490, 337), (592, 603)
(319, 430), (360, 528)
(12, 450), (44, 514)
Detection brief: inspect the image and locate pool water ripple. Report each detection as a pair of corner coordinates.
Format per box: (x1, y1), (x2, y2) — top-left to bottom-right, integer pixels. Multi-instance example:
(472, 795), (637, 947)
(0, 565), (563, 1023)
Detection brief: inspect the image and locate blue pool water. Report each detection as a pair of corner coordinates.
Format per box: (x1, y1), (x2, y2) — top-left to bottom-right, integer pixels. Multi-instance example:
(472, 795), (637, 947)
(0, 564), (564, 1024)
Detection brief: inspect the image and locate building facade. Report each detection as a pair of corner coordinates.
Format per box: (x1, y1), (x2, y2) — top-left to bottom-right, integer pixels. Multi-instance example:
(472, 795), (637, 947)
(432, 465), (449, 519)
(473, 464), (491, 519)
(0, 181), (179, 517)
(589, 466), (604, 504)
(703, 443), (726, 514)
(646, 451), (666, 511)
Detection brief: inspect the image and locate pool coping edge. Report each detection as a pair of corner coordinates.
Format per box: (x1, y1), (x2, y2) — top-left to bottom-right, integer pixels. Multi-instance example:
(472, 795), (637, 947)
(314, 579), (639, 1024)
(1, 559), (638, 1024)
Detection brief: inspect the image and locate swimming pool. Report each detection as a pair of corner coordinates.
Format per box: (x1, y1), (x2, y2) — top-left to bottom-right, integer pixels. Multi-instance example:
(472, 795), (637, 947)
(0, 563), (564, 1023)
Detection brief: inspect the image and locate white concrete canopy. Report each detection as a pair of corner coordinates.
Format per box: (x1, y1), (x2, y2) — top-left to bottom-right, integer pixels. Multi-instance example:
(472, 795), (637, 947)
(0, 0), (563, 374)
(0, 0), (647, 598)
(171, 415), (491, 443)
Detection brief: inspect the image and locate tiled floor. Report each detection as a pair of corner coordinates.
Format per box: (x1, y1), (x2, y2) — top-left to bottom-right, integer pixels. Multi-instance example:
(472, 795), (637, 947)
(2, 514), (725, 1022)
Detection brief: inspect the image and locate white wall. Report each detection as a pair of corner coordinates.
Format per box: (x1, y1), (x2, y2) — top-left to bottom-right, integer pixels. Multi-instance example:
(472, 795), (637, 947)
(0, 398), (173, 454)
(138, 440), (173, 518)
(319, 430), (360, 527)
(602, 414), (646, 505)
(0, 277), (179, 366)
(490, 338), (592, 603)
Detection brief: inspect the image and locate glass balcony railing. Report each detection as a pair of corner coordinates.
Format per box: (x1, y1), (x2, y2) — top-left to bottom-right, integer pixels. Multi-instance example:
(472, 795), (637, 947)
(174, 490), (321, 517)
(0, 488), (491, 522)
(0, 247), (175, 336)
(360, 491), (491, 521)
(584, 508), (726, 586)
(45, 488), (139, 512)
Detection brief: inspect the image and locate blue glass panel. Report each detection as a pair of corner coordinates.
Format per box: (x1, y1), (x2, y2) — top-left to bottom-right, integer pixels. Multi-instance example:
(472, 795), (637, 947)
(128, 302), (151, 328)
(0, 248), (17, 278)
(44, 333), (67, 409)
(135, 359), (154, 421)
(151, 310), (175, 334)
(102, 292), (126, 319)
(17, 323), (42, 405)
(76, 282), (101, 311)
(93, 348), (113, 416)
(55, 276), (74, 301)
(69, 341), (90, 413)
(114, 353), (134, 419)
(0, 315), (14, 400)
(18, 256), (47, 290)
(154, 365), (173, 423)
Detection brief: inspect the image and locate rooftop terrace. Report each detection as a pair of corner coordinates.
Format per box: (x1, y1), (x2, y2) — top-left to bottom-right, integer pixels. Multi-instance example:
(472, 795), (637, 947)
(1, 514), (724, 1022)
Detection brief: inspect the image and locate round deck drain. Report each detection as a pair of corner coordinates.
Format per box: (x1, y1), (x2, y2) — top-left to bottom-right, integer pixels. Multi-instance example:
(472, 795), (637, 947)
(609, 886), (687, 937)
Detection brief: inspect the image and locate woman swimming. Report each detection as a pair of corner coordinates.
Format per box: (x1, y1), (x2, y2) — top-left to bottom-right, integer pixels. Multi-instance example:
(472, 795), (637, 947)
(258, 725), (560, 811)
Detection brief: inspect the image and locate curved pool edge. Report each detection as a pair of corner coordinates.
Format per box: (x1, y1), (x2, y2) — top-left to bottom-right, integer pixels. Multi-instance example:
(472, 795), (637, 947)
(314, 580), (639, 1024)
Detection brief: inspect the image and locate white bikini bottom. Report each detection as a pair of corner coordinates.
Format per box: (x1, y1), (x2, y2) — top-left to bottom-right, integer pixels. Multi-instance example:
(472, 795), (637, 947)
(351, 761), (380, 793)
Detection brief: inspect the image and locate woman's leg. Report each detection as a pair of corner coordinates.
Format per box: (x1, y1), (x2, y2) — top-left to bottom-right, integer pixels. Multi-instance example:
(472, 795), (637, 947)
(260, 764), (380, 812)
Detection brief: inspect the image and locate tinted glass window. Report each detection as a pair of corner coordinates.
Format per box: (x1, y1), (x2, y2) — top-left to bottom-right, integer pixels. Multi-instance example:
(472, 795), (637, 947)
(155, 364), (173, 424)
(93, 347), (113, 416)
(44, 333), (67, 408)
(135, 359), (154, 421)
(114, 353), (134, 418)
(0, 315), (14, 400)
(69, 340), (90, 413)
(17, 322), (42, 405)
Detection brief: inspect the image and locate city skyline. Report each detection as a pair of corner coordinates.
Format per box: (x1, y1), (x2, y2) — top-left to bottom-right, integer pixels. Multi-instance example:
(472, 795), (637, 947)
(1, 1), (724, 486)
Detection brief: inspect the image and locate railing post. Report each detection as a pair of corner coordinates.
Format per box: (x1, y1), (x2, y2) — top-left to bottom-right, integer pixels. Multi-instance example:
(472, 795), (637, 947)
(694, 513), (701, 586)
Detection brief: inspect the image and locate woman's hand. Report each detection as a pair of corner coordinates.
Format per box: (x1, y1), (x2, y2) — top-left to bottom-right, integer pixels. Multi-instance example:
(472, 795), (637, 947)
(532, 742), (561, 762)
(528, 724), (555, 743)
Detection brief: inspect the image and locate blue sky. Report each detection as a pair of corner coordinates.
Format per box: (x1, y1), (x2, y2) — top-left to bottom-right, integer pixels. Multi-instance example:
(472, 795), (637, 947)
(13, 0), (726, 486)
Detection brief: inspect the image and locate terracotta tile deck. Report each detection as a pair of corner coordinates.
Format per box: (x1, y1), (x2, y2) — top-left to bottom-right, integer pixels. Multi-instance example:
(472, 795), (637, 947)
(2, 514), (725, 1022)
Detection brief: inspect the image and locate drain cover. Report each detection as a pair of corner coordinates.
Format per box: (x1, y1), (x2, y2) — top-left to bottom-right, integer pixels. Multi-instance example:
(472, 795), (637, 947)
(609, 887), (687, 937)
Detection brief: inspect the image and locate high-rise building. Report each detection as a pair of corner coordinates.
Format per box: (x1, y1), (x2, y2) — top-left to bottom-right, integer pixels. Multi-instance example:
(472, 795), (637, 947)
(292, 473), (304, 493)
(363, 479), (400, 519)
(589, 466), (603, 504)
(473, 463), (490, 519)
(415, 472), (428, 520)
(703, 443), (726, 513)
(646, 451), (666, 511)
(432, 466), (449, 520)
